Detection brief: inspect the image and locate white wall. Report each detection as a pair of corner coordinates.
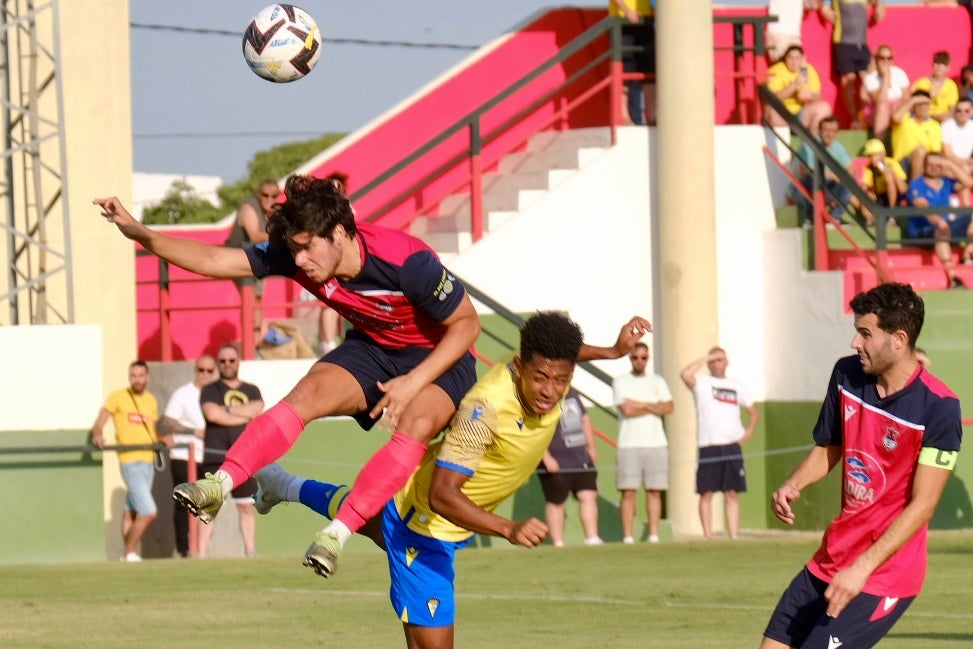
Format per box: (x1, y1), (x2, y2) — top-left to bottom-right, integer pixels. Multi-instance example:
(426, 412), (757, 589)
(0, 325), (103, 431)
(449, 127), (656, 404)
(448, 125), (850, 404)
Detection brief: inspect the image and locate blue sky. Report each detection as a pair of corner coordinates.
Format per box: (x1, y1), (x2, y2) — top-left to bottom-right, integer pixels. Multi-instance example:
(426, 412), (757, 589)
(129, 2), (913, 182)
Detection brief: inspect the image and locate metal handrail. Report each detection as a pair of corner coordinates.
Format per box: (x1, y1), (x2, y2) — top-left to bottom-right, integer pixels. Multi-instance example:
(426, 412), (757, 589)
(351, 16), (623, 234)
(758, 85), (973, 274)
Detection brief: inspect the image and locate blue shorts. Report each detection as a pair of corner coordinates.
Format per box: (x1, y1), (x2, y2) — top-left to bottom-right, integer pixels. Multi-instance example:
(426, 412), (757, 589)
(907, 214), (971, 242)
(322, 330), (477, 430)
(120, 461), (157, 516)
(382, 501), (472, 627)
(763, 567), (914, 649)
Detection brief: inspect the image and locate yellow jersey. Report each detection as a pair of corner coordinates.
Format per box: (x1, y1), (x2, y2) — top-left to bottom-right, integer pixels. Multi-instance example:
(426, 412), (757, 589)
(912, 77), (959, 119)
(609, 0), (653, 19)
(393, 358), (564, 542)
(103, 388), (159, 464)
(766, 61), (822, 115)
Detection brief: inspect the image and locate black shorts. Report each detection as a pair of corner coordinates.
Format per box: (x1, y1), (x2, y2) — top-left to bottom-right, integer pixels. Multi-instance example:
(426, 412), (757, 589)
(538, 466), (598, 504)
(833, 42), (871, 75)
(200, 462), (257, 499)
(622, 19), (656, 75)
(696, 443), (747, 494)
(322, 329), (477, 430)
(763, 567), (914, 648)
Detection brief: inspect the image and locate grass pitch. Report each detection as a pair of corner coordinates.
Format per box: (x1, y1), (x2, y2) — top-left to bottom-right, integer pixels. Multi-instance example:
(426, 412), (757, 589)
(1, 532), (970, 649)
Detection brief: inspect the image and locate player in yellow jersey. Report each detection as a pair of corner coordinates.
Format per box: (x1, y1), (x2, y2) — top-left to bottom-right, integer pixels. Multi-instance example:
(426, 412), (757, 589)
(253, 311), (650, 649)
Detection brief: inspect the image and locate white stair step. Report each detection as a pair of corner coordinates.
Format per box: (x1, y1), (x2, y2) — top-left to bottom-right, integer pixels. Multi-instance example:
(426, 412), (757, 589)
(526, 128), (612, 152)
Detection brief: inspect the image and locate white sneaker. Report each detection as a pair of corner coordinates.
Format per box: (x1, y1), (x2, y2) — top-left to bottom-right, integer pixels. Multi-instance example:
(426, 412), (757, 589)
(123, 552), (142, 562)
(583, 537), (604, 546)
(253, 463), (295, 515)
(648, 535), (660, 544)
(622, 536), (634, 545)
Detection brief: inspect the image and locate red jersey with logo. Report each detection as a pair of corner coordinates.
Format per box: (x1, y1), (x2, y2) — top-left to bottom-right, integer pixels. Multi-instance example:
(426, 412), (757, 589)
(246, 222), (465, 349)
(807, 356), (962, 597)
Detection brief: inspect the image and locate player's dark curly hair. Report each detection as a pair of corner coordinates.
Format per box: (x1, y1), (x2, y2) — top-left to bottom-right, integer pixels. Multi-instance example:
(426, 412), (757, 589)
(849, 282), (924, 349)
(519, 311), (584, 363)
(267, 174), (357, 250)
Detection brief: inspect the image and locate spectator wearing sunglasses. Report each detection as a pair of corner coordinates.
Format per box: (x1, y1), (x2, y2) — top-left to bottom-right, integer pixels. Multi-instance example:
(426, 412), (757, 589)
(862, 44), (910, 140)
(225, 178), (280, 340)
(942, 97), (973, 174)
(159, 355), (218, 557)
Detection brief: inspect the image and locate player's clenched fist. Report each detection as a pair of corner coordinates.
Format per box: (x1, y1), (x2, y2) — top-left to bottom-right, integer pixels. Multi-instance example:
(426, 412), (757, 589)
(507, 517), (548, 548)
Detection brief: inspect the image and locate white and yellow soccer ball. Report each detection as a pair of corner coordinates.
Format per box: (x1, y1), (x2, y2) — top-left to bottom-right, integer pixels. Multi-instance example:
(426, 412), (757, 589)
(242, 4), (322, 83)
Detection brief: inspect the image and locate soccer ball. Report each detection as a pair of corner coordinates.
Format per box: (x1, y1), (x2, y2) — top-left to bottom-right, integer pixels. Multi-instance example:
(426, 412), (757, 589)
(242, 4), (322, 83)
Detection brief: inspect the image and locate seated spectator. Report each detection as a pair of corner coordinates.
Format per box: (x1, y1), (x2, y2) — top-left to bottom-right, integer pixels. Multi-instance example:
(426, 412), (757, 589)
(912, 50), (960, 123)
(765, 45), (832, 134)
(891, 89), (942, 180)
(789, 116), (854, 227)
(861, 44), (910, 141)
(859, 138), (908, 226)
(942, 97), (973, 174)
(905, 152), (973, 289)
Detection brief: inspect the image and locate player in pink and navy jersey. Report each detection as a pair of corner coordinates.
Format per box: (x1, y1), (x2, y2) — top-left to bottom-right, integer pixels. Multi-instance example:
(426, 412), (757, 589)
(93, 173), (482, 577)
(760, 282), (962, 649)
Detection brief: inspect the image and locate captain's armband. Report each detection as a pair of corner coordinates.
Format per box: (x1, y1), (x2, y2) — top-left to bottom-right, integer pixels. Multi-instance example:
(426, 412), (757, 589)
(918, 447), (958, 471)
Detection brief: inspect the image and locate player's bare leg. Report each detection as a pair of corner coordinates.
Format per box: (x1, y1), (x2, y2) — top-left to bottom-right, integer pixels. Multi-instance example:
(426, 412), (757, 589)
(699, 491), (715, 539)
(404, 622), (453, 649)
(725, 490), (740, 540)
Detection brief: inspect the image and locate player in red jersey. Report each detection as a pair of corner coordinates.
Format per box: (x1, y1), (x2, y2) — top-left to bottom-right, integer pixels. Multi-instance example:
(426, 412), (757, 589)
(760, 282), (962, 649)
(93, 174), (489, 577)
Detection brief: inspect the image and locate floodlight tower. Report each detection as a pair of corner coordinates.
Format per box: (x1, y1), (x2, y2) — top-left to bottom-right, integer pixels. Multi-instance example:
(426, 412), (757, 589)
(0, 0), (73, 325)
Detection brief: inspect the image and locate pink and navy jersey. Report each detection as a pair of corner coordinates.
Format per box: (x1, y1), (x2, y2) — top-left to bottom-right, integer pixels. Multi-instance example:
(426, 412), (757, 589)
(246, 222), (465, 349)
(807, 355), (962, 597)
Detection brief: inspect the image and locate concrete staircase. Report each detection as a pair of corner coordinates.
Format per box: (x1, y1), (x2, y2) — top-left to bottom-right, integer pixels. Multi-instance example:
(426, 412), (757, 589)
(411, 128), (613, 258)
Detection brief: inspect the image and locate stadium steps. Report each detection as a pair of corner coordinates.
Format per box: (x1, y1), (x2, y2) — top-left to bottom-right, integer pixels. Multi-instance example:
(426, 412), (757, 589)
(411, 128), (612, 256)
(777, 127), (973, 295)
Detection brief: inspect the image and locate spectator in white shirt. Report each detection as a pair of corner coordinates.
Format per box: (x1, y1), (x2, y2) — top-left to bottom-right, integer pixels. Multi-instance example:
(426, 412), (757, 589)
(942, 97), (973, 174)
(862, 44), (910, 140)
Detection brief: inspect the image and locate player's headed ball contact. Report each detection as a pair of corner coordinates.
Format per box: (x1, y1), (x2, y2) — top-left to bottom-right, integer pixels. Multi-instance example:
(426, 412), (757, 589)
(242, 4), (322, 83)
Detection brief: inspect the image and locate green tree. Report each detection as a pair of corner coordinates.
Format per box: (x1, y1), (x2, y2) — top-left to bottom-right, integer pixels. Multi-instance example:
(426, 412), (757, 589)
(140, 180), (224, 225)
(141, 132), (346, 226)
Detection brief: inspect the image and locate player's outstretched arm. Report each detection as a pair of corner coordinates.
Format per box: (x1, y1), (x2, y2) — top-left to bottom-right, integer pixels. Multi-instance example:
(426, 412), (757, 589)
(577, 316), (652, 362)
(771, 444), (840, 525)
(428, 465), (548, 548)
(93, 196), (255, 279)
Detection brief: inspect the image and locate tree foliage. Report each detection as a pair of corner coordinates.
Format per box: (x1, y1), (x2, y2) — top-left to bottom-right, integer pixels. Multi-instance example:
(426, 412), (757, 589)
(141, 132), (346, 226)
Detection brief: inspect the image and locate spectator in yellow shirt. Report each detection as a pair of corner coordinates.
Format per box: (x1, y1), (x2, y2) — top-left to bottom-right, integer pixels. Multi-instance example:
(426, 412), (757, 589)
(765, 45), (832, 134)
(912, 51), (960, 123)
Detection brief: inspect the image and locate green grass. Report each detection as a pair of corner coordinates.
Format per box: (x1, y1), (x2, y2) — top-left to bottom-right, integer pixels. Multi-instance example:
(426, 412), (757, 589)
(2, 532), (970, 648)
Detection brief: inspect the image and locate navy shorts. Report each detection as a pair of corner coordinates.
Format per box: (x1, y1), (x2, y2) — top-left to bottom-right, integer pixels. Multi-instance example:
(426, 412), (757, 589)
(696, 443), (746, 494)
(322, 329), (477, 430)
(763, 567), (914, 649)
(833, 42), (871, 75)
(539, 466), (598, 504)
